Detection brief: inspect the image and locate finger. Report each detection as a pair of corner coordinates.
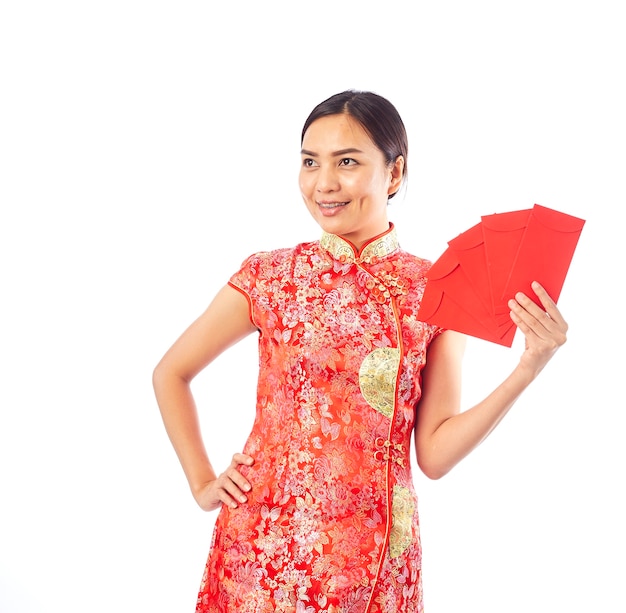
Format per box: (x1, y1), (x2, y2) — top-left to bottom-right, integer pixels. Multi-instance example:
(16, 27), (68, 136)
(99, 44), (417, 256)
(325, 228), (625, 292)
(218, 457), (254, 506)
(214, 472), (249, 508)
(509, 292), (567, 351)
(530, 281), (568, 329)
(229, 453), (253, 491)
(231, 453), (254, 467)
(509, 293), (553, 337)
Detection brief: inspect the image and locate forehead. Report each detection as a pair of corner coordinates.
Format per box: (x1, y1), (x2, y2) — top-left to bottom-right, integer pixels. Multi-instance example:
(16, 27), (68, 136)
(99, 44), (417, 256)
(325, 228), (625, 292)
(301, 113), (378, 153)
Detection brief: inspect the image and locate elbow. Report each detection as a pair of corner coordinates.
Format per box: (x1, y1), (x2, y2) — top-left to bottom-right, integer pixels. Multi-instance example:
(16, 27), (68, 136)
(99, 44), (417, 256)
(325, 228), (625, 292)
(152, 358), (192, 396)
(419, 463), (449, 481)
(152, 359), (174, 394)
(152, 361), (165, 392)
(416, 453), (454, 481)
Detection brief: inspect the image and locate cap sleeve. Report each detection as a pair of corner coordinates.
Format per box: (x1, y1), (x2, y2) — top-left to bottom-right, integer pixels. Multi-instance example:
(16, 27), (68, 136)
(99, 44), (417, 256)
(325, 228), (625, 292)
(227, 252), (265, 329)
(228, 253), (260, 295)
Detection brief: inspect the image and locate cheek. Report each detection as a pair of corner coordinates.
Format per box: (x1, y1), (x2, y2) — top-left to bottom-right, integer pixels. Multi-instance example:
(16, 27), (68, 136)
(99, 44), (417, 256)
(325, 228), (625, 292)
(365, 172), (391, 197)
(298, 172), (312, 197)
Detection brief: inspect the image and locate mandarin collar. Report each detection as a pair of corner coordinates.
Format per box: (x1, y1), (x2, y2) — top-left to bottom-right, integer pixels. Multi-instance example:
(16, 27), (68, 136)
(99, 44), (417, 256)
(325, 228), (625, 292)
(320, 223), (400, 265)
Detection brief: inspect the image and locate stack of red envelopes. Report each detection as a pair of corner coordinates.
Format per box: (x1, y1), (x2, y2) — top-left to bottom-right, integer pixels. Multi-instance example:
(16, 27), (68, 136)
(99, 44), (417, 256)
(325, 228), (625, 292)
(416, 204), (585, 346)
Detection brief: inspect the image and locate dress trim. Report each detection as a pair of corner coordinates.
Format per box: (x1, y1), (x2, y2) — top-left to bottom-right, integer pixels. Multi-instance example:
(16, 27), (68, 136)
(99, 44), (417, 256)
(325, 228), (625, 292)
(362, 269), (407, 612)
(320, 223), (400, 264)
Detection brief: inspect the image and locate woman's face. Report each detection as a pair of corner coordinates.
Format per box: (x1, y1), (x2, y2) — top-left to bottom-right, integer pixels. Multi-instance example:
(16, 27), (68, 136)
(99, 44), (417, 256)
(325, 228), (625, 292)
(299, 113), (403, 251)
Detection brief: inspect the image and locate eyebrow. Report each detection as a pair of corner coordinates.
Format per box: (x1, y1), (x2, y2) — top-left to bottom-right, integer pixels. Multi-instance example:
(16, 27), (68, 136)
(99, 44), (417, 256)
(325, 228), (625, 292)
(300, 147), (364, 157)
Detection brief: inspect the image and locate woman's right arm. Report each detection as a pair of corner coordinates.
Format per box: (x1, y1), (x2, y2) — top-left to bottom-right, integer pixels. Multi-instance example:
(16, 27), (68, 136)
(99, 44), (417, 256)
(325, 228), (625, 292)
(152, 284), (258, 511)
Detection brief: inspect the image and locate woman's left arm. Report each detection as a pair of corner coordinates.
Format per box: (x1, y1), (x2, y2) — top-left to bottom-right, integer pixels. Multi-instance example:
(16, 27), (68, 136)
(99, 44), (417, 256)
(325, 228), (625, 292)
(414, 281), (568, 480)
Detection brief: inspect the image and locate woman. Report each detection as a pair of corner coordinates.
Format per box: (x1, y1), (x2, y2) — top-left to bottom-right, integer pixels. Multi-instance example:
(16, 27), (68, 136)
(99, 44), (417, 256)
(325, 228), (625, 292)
(153, 90), (567, 613)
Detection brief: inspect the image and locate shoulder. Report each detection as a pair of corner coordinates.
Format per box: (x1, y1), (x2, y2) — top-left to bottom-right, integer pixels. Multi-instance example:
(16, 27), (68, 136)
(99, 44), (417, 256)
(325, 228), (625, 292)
(396, 248), (432, 267)
(229, 240), (322, 288)
(395, 248), (434, 280)
(237, 240), (321, 270)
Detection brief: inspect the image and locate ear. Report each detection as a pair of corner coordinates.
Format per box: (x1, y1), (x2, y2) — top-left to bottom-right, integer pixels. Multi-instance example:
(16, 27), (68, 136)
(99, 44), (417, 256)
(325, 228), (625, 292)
(387, 155), (405, 196)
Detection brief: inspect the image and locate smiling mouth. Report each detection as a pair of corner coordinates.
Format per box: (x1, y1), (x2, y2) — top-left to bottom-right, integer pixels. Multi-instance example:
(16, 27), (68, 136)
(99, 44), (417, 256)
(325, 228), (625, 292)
(317, 201), (349, 209)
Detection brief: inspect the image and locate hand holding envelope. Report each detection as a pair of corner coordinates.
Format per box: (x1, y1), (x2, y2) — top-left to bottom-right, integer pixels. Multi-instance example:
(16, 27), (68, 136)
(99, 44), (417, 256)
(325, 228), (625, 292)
(416, 204), (585, 347)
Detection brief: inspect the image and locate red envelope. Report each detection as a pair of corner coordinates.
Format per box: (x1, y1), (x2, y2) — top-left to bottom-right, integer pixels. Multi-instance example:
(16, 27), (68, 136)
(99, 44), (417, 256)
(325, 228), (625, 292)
(447, 222), (493, 315)
(480, 209), (532, 318)
(502, 204), (585, 307)
(418, 204), (584, 347)
(445, 223), (510, 328)
(418, 247), (517, 346)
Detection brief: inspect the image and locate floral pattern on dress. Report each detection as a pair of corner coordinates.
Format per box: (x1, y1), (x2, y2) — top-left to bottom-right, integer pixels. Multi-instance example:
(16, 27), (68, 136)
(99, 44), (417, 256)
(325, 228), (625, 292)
(196, 224), (441, 613)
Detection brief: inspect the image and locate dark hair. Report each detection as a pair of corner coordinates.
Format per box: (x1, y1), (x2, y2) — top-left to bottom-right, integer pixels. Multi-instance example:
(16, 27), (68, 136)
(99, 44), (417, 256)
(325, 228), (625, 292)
(301, 90), (408, 198)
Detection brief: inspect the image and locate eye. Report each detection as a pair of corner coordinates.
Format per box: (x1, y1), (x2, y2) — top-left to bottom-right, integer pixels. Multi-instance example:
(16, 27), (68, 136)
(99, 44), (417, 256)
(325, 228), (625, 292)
(302, 158), (318, 168)
(339, 158), (357, 166)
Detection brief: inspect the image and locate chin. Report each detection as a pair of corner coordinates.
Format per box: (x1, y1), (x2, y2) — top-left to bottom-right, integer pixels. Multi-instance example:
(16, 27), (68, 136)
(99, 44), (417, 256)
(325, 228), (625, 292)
(317, 218), (349, 235)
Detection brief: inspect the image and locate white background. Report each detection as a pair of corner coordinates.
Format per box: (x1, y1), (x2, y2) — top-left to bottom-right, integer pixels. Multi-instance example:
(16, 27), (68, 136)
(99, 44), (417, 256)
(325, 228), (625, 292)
(1, 1), (624, 611)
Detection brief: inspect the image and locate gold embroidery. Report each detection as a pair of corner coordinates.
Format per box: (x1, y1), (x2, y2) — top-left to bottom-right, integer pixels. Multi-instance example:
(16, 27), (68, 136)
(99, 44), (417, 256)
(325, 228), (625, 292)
(320, 232), (356, 263)
(389, 485), (415, 558)
(361, 230), (400, 263)
(320, 226), (399, 264)
(358, 347), (400, 417)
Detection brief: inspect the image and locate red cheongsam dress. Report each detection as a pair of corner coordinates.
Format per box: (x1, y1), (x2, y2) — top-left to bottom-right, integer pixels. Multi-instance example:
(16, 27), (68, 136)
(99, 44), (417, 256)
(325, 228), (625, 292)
(196, 224), (442, 613)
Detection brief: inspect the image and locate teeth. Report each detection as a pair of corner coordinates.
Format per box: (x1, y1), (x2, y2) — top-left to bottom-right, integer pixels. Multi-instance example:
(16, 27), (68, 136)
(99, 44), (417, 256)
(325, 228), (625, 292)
(319, 202), (347, 209)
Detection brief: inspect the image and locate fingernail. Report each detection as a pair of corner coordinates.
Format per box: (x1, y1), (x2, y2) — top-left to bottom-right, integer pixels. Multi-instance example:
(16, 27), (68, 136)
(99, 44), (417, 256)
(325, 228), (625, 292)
(240, 495), (247, 503)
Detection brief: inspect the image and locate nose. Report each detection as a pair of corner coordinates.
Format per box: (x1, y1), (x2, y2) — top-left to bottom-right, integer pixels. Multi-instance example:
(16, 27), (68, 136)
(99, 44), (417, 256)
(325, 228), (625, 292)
(316, 164), (340, 193)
